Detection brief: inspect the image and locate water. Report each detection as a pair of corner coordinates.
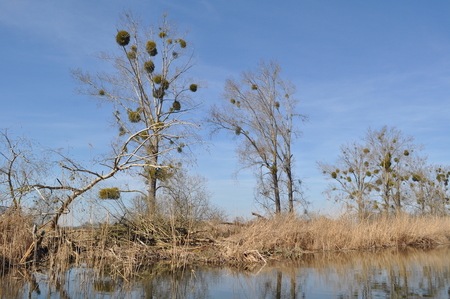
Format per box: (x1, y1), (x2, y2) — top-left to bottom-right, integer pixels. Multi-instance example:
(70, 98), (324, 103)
(2, 246), (450, 298)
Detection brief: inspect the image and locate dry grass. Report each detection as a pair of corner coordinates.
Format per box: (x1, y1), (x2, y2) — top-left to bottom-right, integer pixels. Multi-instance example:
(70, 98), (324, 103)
(0, 210), (34, 272)
(2, 211), (450, 279)
(221, 214), (450, 260)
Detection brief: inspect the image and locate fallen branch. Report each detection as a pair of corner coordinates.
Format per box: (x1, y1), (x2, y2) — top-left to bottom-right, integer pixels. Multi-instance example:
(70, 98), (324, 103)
(251, 212), (267, 220)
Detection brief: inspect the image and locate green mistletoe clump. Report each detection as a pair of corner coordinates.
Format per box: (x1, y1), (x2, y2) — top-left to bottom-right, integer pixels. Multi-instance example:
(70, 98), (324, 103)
(116, 30), (130, 46)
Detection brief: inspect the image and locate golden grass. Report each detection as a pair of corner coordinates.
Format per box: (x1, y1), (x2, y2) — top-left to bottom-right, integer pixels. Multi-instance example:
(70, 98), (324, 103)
(222, 214), (450, 260)
(0, 210), (34, 271)
(2, 211), (450, 279)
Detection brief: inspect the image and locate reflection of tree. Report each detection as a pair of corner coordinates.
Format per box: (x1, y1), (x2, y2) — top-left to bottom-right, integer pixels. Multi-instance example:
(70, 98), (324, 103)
(141, 265), (221, 299)
(2, 248), (450, 297)
(298, 247), (450, 298)
(231, 266), (306, 299)
(276, 270), (281, 299)
(219, 248), (450, 298)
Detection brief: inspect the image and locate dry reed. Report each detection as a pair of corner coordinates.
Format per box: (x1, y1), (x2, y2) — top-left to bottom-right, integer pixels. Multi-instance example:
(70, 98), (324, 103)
(0, 210), (34, 272)
(2, 211), (450, 279)
(222, 214), (450, 260)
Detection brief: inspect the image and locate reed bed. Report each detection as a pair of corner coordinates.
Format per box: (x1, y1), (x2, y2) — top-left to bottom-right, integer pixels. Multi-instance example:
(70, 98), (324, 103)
(222, 214), (450, 260)
(1, 211), (450, 279)
(0, 210), (34, 273)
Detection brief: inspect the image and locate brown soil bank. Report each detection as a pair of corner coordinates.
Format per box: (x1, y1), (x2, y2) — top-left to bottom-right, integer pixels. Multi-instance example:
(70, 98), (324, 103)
(2, 212), (450, 276)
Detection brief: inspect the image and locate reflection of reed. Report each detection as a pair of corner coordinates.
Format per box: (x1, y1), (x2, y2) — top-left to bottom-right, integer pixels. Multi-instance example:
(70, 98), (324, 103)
(0, 269), (26, 298)
(140, 264), (225, 298)
(289, 246), (450, 271)
(279, 246), (450, 298)
(219, 246), (450, 298)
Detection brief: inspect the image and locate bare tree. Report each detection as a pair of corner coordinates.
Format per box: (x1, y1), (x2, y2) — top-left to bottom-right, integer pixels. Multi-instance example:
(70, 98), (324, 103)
(0, 128), (51, 209)
(0, 14), (203, 227)
(407, 163), (450, 215)
(318, 142), (375, 219)
(159, 168), (223, 230)
(71, 14), (201, 215)
(365, 126), (419, 214)
(32, 130), (167, 228)
(320, 126), (426, 217)
(208, 61), (306, 214)
(0, 14), (202, 230)
(0, 128), (122, 228)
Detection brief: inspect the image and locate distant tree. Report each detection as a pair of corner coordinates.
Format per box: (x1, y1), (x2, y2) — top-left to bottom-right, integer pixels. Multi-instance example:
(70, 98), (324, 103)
(407, 163), (450, 216)
(364, 126), (419, 214)
(320, 126), (430, 217)
(208, 61), (307, 214)
(72, 13), (201, 215)
(427, 166), (450, 215)
(318, 142), (375, 219)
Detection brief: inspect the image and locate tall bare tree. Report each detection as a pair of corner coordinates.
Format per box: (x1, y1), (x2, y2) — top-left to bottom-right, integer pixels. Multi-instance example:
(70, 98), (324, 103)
(208, 61), (306, 214)
(72, 14), (200, 215)
(0, 15), (202, 229)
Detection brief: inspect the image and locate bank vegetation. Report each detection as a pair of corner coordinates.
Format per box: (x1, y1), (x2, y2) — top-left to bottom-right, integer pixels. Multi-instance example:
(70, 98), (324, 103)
(2, 208), (450, 279)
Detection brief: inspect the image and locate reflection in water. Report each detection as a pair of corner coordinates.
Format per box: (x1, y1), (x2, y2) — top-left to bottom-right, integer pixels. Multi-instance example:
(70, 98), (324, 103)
(1, 246), (450, 298)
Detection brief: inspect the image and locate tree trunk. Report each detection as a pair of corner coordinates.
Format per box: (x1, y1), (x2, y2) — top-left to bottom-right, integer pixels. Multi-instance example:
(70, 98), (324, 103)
(285, 164), (294, 213)
(145, 139), (159, 216)
(147, 178), (157, 216)
(271, 170), (281, 213)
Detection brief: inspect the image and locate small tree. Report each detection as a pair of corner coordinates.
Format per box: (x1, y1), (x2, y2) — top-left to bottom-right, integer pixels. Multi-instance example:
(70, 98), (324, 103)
(159, 168), (222, 230)
(208, 61), (306, 214)
(318, 142), (375, 219)
(72, 13), (201, 215)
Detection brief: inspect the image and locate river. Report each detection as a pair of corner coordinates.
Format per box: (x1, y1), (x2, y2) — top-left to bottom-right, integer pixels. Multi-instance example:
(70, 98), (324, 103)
(2, 246), (450, 298)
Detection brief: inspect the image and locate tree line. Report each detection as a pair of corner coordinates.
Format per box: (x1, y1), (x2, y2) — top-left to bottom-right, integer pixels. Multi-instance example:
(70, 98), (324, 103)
(319, 126), (450, 218)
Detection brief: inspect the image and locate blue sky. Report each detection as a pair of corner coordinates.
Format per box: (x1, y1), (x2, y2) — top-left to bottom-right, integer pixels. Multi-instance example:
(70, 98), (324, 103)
(1, 0), (450, 219)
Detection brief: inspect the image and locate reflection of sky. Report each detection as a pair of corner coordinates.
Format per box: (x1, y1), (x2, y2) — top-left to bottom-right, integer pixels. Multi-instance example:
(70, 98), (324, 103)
(2, 1), (450, 218)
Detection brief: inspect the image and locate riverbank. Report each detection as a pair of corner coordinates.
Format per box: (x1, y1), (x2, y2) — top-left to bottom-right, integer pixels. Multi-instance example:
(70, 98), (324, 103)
(2, 211), (450, 278)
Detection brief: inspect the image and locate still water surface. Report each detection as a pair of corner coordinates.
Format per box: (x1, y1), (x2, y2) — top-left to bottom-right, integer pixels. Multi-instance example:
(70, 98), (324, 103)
(2, 246), (450, 298)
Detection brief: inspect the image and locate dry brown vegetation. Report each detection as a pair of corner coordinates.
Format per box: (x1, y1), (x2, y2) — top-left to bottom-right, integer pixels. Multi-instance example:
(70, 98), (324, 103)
(222, 214), (450, 261)
(1, 211), (450, 279)
(0, 210), (34, 273)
